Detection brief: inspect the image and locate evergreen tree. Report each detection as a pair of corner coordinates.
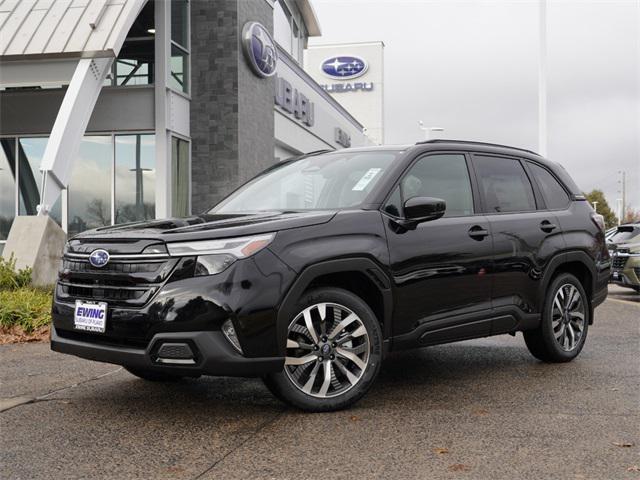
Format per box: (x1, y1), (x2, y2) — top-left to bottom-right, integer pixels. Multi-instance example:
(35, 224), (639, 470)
(584, 190), (617, 228)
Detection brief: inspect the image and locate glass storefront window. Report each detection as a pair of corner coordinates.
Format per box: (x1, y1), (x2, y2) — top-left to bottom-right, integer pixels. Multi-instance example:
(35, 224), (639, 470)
(170, 44), (189, 93)
(115, 134), (156, 224)
(171, 137), (189, 217)
(2, 133), (158, 238)
(107, 1), (155, 87)
(0, 141), (15, 242)
(274, 1), (293, 55)
(67, 137), (112, 237)
(115, 58), (153, 86)
(17, 138), (62, 225)
(171, 0), (188, 48)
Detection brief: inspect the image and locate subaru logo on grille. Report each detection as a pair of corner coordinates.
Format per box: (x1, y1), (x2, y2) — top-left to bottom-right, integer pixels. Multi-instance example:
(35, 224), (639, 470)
(321, 55), (368, 79)
(242, 21), (278, 78)
(89, 249), (110, 268)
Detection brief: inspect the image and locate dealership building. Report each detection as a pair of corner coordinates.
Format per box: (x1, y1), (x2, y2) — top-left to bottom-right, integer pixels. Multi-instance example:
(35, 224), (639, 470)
(0, 0), (375, 256)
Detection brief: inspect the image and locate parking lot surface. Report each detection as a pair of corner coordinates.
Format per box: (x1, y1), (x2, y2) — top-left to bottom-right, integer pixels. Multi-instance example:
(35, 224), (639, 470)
(1, 287), (638, 480)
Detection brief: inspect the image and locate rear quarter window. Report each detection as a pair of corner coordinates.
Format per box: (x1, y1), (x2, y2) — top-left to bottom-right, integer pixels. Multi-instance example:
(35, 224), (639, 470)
(527, 162), (570, 210)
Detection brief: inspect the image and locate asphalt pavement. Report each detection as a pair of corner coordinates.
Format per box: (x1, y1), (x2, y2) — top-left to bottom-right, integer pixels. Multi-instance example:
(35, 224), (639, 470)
(1, 286), (638, 480)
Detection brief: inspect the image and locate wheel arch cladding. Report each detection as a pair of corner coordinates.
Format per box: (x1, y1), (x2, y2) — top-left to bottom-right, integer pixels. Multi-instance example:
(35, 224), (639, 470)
(541, 252), (595, 324)
(276, 258), (393, 355)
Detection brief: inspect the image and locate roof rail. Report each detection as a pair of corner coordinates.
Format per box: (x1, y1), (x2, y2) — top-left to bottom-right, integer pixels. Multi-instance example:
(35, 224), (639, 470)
(415, 139), (540, 156)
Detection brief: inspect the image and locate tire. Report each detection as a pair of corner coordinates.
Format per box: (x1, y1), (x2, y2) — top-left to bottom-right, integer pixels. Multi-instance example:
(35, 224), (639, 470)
(524, 273), (590, 362)
(263, 287), (383, 412)
(124, 366), (187, 382)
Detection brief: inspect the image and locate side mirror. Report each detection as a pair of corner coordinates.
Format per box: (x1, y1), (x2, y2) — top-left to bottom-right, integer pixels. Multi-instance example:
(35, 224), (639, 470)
(404, 196), (446, 223)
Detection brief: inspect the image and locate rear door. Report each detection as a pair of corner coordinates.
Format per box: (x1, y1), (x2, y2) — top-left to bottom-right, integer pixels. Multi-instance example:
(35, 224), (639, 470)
(383, 152), (493, 342)
(471, 154), (565, 322)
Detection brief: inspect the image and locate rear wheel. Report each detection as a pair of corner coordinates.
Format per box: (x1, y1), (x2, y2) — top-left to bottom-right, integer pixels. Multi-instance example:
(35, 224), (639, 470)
(524, 273), (589, 362)
(264, 287), (382, 412)
(124, 366), (188, 382)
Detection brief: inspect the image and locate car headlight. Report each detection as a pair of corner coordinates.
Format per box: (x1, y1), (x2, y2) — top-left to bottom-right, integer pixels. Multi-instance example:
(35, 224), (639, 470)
(167, 233), (275, 276)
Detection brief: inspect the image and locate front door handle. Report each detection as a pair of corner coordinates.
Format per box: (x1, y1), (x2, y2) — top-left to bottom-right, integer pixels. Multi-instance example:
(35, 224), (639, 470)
(540, 220), (557, 233)
(468, 225), (489, 240)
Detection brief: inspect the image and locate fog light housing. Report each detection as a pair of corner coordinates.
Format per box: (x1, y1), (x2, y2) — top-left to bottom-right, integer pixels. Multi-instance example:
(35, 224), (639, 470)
(222, 319), (243, 354)
(194, 254), (236, 276)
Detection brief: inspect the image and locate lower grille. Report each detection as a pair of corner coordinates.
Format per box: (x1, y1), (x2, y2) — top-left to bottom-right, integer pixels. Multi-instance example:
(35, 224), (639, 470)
(56, 328), (149, 349)
(613, 256), (628, 270)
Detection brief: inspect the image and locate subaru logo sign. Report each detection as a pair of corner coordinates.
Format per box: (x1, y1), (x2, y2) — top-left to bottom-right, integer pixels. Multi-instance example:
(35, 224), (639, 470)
(321, 56), (368, 80)
(242, 22), (278, 78)
(89, 249), (110, 268)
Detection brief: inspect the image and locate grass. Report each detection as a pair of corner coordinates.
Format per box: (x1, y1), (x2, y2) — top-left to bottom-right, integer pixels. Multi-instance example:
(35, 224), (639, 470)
(0, 254), (52, 339)
(0, 255), (32, 290)
(0, 287), (52, 334)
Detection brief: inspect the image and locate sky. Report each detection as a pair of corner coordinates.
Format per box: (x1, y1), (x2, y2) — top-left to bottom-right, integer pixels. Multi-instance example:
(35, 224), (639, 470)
(309, 0), (640, 214)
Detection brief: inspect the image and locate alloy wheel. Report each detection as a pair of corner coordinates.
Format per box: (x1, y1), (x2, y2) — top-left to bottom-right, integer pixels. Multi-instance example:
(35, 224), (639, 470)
(284, 302), (370, 398)
(551, 283), (586, 351)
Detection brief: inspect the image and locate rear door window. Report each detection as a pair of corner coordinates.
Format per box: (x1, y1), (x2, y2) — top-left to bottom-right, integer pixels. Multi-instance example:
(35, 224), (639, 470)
(527, 162), (570, 210)
(473, 155), (536, 213)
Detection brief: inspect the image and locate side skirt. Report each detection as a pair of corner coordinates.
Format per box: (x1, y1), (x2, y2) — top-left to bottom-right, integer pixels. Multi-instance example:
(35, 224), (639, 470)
(390, 306), (540, 351)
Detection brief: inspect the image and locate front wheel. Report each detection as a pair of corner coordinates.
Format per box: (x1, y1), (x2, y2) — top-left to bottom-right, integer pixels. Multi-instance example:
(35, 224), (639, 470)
(264, 287), (383, 412)
(524, 273), (589, 362)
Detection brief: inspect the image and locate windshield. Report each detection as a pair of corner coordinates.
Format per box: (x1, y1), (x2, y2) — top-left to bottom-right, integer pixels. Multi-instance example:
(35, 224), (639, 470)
(608, 226), (640, 244)
(210, 150), (401, 213)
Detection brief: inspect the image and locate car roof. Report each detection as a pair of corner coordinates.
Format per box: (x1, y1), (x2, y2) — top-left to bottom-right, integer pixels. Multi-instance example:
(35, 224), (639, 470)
(324, 139), (583, 198)
(335, 140), (542, 158)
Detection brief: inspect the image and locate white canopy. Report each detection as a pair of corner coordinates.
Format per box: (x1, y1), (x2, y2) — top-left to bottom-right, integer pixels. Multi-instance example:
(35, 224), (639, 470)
(0, 0), (147, 215)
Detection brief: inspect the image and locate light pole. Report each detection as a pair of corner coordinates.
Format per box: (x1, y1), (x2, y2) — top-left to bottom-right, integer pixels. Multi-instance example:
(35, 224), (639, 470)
(618, 170), (626, 223)
(616, 198), (623, 225)
(538, 0), (547, 157)
(418, 121), (444, 141)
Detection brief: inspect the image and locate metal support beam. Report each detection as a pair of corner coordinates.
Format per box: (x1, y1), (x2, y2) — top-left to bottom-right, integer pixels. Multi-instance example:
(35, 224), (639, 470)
(38, 56), (113, 215)
(154, 0), (171, 219)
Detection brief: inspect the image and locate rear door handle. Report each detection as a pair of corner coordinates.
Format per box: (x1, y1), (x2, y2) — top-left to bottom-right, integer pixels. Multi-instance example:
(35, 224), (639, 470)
(540, 220), (557, 233)
(468, 225), (489, 240)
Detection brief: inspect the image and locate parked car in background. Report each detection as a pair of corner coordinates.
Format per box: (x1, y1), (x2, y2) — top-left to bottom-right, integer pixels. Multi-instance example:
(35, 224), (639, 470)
(607, 224), (640, 293)
(50, 140), (610, 411)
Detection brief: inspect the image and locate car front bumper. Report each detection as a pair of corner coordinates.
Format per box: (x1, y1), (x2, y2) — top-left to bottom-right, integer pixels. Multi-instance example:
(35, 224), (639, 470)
(50, 324), (284, 377)
(610, 255), (640, 290)
(51, 248), (296, 375)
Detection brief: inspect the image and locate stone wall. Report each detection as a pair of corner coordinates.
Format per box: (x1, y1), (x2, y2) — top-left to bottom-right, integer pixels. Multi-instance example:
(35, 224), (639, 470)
(190, 0), (275, 213)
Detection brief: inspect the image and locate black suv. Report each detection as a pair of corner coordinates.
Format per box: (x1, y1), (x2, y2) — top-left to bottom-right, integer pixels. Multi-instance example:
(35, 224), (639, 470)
(51, 140), (610, 411)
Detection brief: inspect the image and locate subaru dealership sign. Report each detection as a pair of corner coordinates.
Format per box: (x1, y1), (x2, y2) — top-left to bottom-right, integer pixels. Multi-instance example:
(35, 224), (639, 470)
(242, 22), (277, 78)
(305, 42), (385, 145)
(321, 55), (368, 79)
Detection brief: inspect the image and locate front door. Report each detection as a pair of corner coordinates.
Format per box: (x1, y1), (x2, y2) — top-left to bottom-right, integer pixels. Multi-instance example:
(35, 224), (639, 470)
(383, 153), (493, 342)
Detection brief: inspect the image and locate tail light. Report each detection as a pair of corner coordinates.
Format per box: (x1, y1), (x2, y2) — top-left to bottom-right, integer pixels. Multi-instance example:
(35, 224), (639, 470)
(591, 213), (605, 232)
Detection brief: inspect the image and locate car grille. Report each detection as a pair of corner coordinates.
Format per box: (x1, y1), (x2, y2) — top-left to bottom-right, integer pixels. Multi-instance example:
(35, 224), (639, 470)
(612, 256), (628, 270)
(62, 259), (162, 274)
(57, 253), (178, 307)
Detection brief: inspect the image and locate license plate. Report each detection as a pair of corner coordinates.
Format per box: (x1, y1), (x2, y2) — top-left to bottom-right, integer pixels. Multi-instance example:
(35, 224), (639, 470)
(74, 301), (107, 333)
(612, 271), (620, 280)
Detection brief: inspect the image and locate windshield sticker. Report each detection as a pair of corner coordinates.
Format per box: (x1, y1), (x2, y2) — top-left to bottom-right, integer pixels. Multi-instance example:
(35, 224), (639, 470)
(352, 168), (382, 191)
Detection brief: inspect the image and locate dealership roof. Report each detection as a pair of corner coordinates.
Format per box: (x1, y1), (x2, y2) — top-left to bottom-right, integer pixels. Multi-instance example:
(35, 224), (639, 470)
(295, 0), (321, 36)
(0, 0), (147, 60)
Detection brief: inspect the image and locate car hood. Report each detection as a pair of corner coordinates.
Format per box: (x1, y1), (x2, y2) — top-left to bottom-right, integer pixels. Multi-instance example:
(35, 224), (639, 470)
(72, 211), (337, 245)
(610, 241), (640, 253)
